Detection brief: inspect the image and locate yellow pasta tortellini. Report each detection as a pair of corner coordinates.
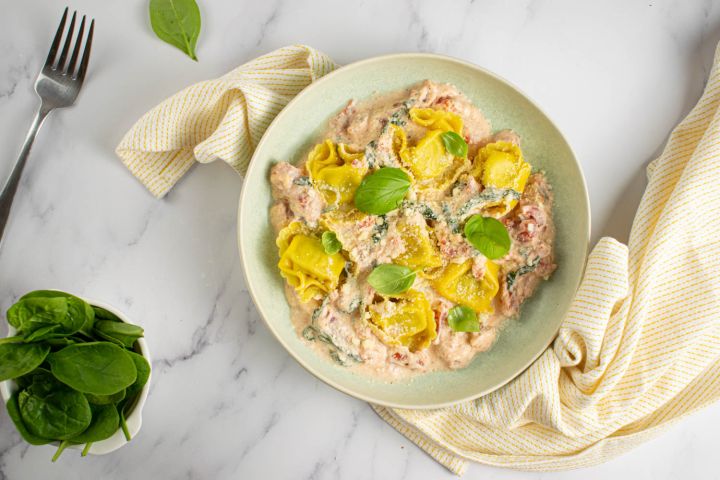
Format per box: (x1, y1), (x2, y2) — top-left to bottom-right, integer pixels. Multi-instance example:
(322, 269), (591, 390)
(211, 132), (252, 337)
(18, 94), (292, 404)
(409, 108), (463, 134)
(399, 129), (454, 180)
(394, 224), (442, 272)
(277, 222), (346, 302)
(472, 141), (531, 214)
(367, 290), (437, 352)
(306, 140), (367, 205)
(432, 259), (499, 313)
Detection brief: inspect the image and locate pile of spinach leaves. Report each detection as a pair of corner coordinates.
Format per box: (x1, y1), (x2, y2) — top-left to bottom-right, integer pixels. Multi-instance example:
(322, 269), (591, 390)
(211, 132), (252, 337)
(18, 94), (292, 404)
(0, 290), (150, 461)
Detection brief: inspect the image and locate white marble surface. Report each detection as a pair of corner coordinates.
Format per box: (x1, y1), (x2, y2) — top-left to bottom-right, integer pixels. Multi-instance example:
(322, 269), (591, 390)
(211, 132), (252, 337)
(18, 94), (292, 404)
(1, 0), (720, 478)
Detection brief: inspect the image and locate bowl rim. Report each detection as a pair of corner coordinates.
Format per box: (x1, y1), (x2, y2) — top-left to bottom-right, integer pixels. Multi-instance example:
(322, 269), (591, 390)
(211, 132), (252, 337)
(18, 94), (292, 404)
(0, 294), (152, 455)
(238, 52), (590, 409)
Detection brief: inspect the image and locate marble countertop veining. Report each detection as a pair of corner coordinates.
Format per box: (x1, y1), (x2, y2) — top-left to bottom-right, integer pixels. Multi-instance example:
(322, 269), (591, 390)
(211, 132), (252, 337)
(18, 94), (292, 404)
(1, 0), (720, 479)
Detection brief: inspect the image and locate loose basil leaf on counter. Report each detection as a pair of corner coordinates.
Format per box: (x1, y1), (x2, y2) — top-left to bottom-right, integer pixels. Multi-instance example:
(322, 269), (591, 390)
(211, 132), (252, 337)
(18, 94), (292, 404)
(0, 342), (50, 382)
(447, 305), (481, 332)
(367, 264), (416, 295)
(354, 167), (411, 215)
(464, 215), (511, 259)
(93, 320), (144, 349)
(440, 131), (468, 158)
(321, 231), (342, 255)
(48, 343), (137, 395)
(149, 0), (202, 61)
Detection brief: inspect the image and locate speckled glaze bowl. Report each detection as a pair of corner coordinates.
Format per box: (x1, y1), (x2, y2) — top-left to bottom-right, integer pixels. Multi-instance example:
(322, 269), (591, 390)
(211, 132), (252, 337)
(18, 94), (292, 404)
(0, 297), (151, 455)
(238, 53), (589, 409)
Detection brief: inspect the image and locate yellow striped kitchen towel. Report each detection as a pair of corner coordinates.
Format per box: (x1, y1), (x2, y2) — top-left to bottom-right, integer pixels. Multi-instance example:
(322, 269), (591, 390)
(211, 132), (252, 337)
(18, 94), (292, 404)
(376, 45), (720, 474)
(116, 45), (336, 198)
(117, 43), (720, 475)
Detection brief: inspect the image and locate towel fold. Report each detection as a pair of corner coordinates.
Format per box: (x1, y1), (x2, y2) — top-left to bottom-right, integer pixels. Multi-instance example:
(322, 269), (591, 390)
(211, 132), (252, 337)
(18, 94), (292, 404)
(116, 45), (336, 198)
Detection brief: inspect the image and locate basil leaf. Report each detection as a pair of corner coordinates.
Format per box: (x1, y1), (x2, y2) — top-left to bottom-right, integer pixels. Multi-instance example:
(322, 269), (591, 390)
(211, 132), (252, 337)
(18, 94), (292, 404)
(367, 264), (416, 295)
(321, 231), (342, 255)
(48, 343), (137, 395)
(354, 168), (411, 215)
(149, 0), (202, 61)
(440, 131), (468, 158)
(447, 305), (481, 332)
(0, 342), (50, 382)
(464, 215), (511, 259)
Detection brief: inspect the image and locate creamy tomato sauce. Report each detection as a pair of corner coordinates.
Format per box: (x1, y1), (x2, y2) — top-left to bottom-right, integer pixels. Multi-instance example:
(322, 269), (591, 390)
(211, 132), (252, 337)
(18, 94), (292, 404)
(269, 81), (556, 381)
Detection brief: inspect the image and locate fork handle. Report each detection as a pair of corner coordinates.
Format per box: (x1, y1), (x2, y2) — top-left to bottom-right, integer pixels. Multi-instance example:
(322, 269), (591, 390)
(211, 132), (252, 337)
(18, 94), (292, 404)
(0, 105), (51, 243)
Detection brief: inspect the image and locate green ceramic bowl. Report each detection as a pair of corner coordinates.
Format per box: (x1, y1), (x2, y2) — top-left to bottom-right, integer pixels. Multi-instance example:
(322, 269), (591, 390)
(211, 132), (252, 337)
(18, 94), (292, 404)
(238, 53), (589, 409)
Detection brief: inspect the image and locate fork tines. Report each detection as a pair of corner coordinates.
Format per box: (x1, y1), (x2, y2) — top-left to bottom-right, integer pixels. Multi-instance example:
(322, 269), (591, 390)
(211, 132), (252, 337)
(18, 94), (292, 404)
(45, 7), (94, 81)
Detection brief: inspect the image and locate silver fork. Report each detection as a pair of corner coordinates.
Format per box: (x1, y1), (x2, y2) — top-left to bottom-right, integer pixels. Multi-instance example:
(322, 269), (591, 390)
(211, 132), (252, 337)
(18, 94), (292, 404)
(0, 7), (94, 242)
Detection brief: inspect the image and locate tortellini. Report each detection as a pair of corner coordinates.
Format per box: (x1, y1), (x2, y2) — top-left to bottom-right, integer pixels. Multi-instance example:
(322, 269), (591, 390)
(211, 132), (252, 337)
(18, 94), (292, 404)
(367, 290), (437, 352)
(393, 108), (468, 183)
(277, 222), (346, 302)
(394, 224), (442, 272)
(409, 108), (463, 134)
(432, 259), (500, 313)
(399, 129), (454, 180)
(306, 140), (367, 205)
(472, 141), (531, 214)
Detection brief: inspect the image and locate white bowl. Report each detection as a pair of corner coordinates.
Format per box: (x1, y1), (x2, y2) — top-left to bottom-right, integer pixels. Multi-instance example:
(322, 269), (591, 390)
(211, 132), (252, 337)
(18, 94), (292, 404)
(0, 296), (151, 456)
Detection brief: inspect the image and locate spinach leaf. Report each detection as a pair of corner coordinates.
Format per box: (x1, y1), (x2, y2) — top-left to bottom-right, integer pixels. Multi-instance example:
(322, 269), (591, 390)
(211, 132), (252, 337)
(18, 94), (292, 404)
(6, 391), (51, 445)
(124, 351), (151, 399)
(0, 336), (24, 345)
(0, 342), (50, 382)
(149, 0), (202, 61)
(48, 343), (137, 395)
(367, 264), (416, 295)
(447, 305), (481, 332)
(463, 215), (511, 259)
(93, 321), (144, 349)
(19, 377), (92, 440)
(506, 257), (541, 291)
(70, 404), (120, 445)
(354, 168), (411, 215)
(118, 398), (132, 441)
(321, 231), (342, 255)
(302, 325), (362, 366)
(8, 291), (94, 341)
(85, 389), (126, 406)
(440, 131), (468, 158)
(92, 306), (122, 322)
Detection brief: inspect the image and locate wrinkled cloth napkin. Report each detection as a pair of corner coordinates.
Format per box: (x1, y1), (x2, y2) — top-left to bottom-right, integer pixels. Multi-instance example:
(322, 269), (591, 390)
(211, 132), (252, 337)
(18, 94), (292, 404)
(116, 45), (720, 475)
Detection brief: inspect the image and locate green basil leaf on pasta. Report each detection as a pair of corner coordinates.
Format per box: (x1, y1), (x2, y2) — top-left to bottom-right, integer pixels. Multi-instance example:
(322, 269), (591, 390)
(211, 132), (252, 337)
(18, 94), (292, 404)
(149, 0), (202, 61)
(367, 264), (416, 295)
(354, 168), (411, 215)
(440, 131), (468, 158)
(447, 305), (480, 332)
(464, 215), (511, 259)
(321, 231), (342, 255)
